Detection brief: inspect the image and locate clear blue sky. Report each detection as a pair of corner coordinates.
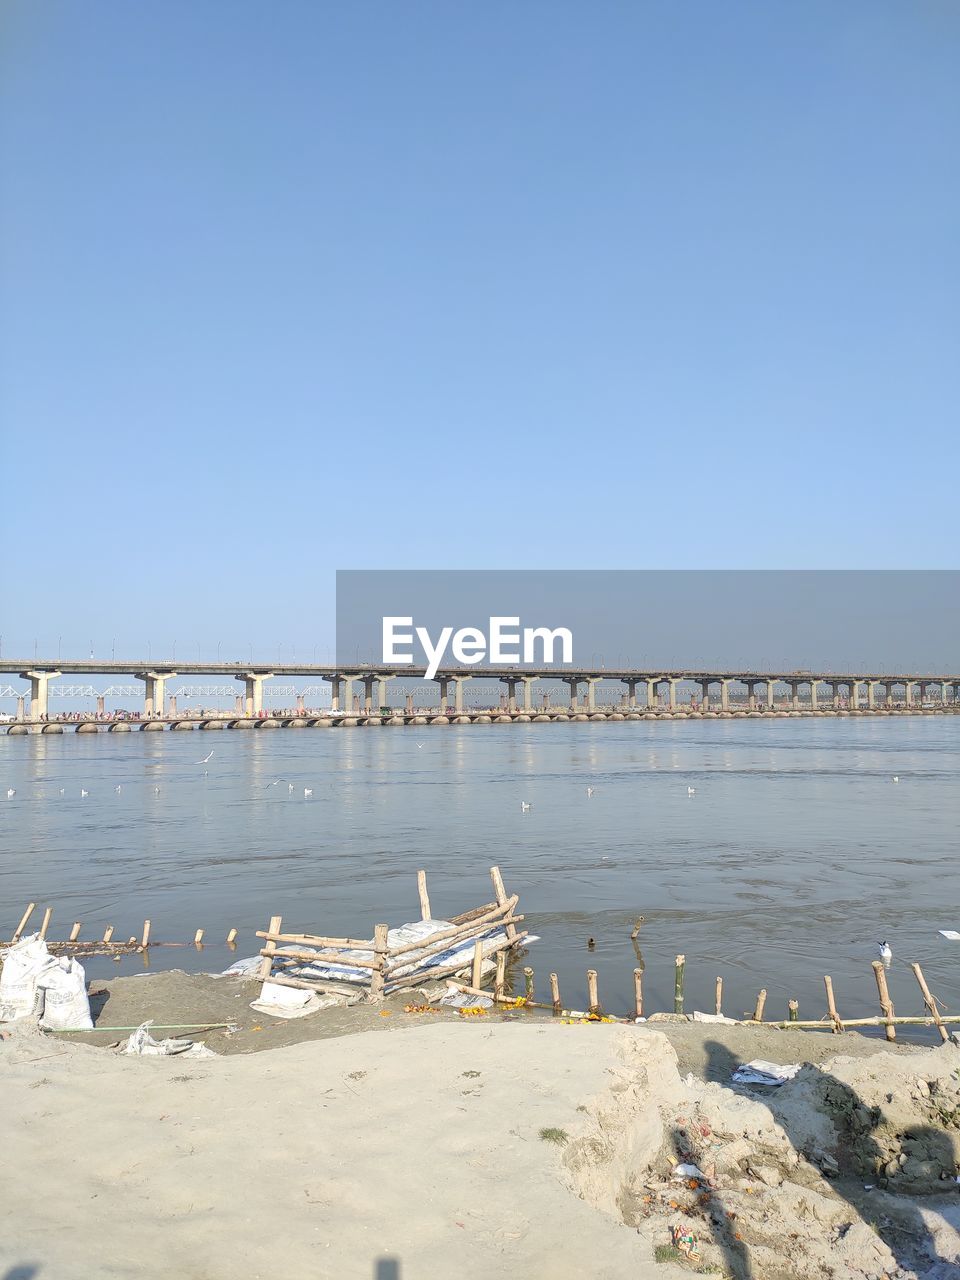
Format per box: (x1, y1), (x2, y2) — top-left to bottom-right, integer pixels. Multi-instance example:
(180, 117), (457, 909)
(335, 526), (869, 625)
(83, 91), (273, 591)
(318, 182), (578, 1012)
(1, 1), (957, 662)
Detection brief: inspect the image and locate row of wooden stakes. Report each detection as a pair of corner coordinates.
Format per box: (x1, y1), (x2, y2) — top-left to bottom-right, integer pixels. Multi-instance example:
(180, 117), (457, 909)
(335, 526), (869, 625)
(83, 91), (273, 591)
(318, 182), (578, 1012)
(5, 902), (241, 954)
(451, 951), (957, 1042)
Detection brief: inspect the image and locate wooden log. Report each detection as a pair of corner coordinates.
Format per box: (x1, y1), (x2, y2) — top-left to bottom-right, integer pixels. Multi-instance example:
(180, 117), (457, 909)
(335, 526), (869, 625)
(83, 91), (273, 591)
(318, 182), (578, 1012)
(256, 929), (374, 949)
(471, 938), (484, 989)
(446, 979), (555, 1011)
(263, 945), (379, 970)
(674, 954), (686, 1015)
(752, 989), (767, 1023)
(775, 1014), (960, 1030)
(12, 902), (36, 943)
(102, 925), (115, 943)
(523, 966), (534, 1000)
(385, 931), (529, 994)
(495, 951), (506, 999)
(448, 900), (498, 927)
(194, 929), (204, 945)
(587, 969), (600, 1015)
(257, 972), (362, 997)
(385, 901), (520, 963)
(140, 920), (151, 949)
(788, 999), (799, 1023)
(715, 976), (723, 1017)
(872, 961), (896, 1041)
(383, 915), (526, 978)
(490, 866), (518, 942)
(259, 915), (282, 981)
(551, 972), (562, 1014)
(39, 907), (53, 940)
(69, 922), (82, 942)
(417, 869), (431, 921)
(633, 967), (643, 1019)
(824, 975), (843, 1032)
(911, 962), (948, 1042)
(370, 923), (389, 1001)
(226, 927), (238, 944)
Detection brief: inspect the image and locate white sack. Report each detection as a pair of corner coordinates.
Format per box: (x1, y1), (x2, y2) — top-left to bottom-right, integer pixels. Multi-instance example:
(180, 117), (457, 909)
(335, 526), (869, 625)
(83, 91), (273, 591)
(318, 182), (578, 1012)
(122, 1020), (217, 1057)
(38, 955), (93, 1030)
(0, 933), (55, 1022)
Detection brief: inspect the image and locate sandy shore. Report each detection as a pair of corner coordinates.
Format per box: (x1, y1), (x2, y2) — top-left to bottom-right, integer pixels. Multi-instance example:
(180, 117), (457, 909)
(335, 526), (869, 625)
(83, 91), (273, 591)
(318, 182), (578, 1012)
(4, 973), (960, 1279)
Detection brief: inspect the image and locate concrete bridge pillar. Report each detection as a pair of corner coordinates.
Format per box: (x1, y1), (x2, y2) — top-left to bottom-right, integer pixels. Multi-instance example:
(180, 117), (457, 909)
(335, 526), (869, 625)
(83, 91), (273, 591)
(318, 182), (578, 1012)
(405, 694), (414, 714)
(699, 680), (710, 711)
(502, 678), (519, 713)
(20, 669), (61, 722)
(667, 679), (678, 710)
(904, 680), (915, 708)
(362, 676), (377, 714)
(885, 683), (894, 708)
(168, 695), (178, 716)
(236, 672), (273, 717)
(585, 678), (600, 711)
(438, 677), (451, 713)
(720, 680), (730, 712)
(16, 694), (26, 722)
(453, 676), (470, 714)
(342, 677), (356, 716)
(941, 681), (950, 705)
(235, 694), (243, 715)
(135, 671), (174, 719)
(849, 681), (860, 710)
(378, 676), (391, 710)
(767, 679), (777, 709)
(566, 678), (580, 710)
(867, 680), (877, 709)
(809, 680), (819, 710)
(521, 676), (537, 712)
(296, 693), (305, 715)
(647, 679), (658, 709)
(327, 677), (342, 714)
(96, 695), (105, 716)
(745, 681), (757, 710)
(623, 679), (637, 709)
(789, 682), (800, 710)
(828, 682), (838, 710)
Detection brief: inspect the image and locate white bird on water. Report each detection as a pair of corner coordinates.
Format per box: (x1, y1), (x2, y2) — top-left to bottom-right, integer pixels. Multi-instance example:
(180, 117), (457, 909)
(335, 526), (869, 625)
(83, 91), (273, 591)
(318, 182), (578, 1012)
(687, 786), (696, 797)
(520, 801), (532, 812)
(196, 749), (214, 765)
(80, 789), (88, 798)
(5, 788), (14, 799)
(878, 940), (893, 966)
(115, 785), (122, 793)
(58, 788), (64, 796)
(154, 786), (161, 795)
(304, 788), (313, 797)
(892, 775), (899, 784)
(586, 786), (595, 798)
(288, 783), (294, 793)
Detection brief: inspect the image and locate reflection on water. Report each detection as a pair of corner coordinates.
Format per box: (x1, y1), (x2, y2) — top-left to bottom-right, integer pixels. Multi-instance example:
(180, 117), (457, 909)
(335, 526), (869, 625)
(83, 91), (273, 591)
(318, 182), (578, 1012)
(1, 719), (958, 1028)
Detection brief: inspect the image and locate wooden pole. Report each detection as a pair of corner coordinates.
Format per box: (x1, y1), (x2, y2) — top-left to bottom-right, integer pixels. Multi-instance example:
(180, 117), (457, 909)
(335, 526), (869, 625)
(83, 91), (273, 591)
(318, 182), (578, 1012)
(194, 929), (204, 946)
(102, 925), (115, 943)
(69, 922), (81, 942)
(633, 967), (643, 1018)
(471, 938), (484, 990)
(824, 975), (843, 1032)
(674, 954), (685, 1015)
(752, 989), (767, 1023)
(587, 969), (600, 1015)
(12, 902), (36, 943)
(226, 927), (238, 944)
(630, 917), (644, 939)
(872, 961), (896, 1041)
(258, 915), (282, 981)
(140, 919), (151, 949)
(911, 962), (948, 1042)
(490, 865), (518, 941)
(523, 966), (534, 1000)
(39, 907), (53, 940)
(370, 923), (389, 1001)
(550, 972), (562, 1014)
(788, 999), (799, 1023)
(417, 869), (431, 920)
(715, 976), (723, 1017)
(775, 1013), (960, 1030)
(495, 951), (506, 1000)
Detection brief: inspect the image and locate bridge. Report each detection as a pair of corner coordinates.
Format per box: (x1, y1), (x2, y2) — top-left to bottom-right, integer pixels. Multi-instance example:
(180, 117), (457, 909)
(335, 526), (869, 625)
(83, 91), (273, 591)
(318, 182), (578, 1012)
(0, 658), (957, 732)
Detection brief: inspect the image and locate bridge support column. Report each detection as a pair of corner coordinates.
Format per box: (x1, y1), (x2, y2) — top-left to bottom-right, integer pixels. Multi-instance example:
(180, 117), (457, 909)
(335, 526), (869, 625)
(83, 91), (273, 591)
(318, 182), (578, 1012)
(942, 681), (950, 705)
(647, 679), (658, 709)
(904, 680), (915, 708)
(566, 678), (580, 710)
(745, 681), (757, 711)
(453, 676), (470, 714)
(378, 676), (391, 711)
(585, 679), (599, 711)
(867, 680), (877, 710)
(521, 676), (537, 712)
(135, 670), (174, 720)
(767, 679), (777, 709)
(20, 670), (61, 722)
(502, 678), (518, 713)
(362, 677), (376, 714)
(850, 681), (860, 710)
(168, 695), (177, 716)
(438, 677), (451, 713)
(343, 678), (357, 715)
(236, 672), (273, 717)
(720, 680), (730, 712)
(235, 694), (243, 714)
(16, 695), (25, 722)
(96, 695), (105, 716)
(809, 681), (819, 710)
(700, 680), (710, 711)
(885, 683), (894, 708)
(667, 679), (678, 710)
(327, 677), (341, 714)
(623, 680), (637, 708)
(296, 693), (305, 715)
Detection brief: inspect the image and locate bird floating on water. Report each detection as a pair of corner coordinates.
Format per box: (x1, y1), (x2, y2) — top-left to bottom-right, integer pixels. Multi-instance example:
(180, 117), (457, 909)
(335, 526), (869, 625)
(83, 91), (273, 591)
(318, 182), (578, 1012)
(58, 788), (64, 796)
(304, 788), (313, 797)
(80, 789), (88, 798)
(520, 801), (532, 812)
(687, 786), (696, 797)
(288, 783), (294, 793)
(878, 940), (893, 965)
(587, 937), (596, 949)
(115, 785), (122, 793)
(586, 786), (595, 798)
(892, 776), (899, 783)
(154, 786), (161, 795)
(196, 749), (214, 765)
(5, 788), (14, 799)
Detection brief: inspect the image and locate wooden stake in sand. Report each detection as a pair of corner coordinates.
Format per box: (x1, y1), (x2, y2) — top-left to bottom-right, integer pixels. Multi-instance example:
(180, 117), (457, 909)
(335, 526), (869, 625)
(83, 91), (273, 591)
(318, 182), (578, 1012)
(523, 967), (534, 1000)
(259, 915), (282, 981)
(471, 938), (484, 990)
(140, 920), (151, 950)
(788, 999), (799, 1023)
(102, 926), (115, 944)
(12, 903), (36, 943)
(911, 962), (948, 1043)
(417, 869), (431, 921)
(226, 928), (238, 945)
(633, 967), (643, 1019)
(715, 976), (723, 1017)
(674, 954), (685, 1015)
(490, 866), (518, 942)
(871, 961), (896, 1041)
(824, 975), (843, 1033)
(752, 989), (767, 1023)
(370, 923), (389, 1002)
(39, 907), (52, 941)
(551, 972), (562, 1014)
(630, 917), (644, 940)
(495, 951), (506, 1000)
(194, 929), (204, 946)
(587, 969), (600, 1015)
(69, 922), (82, 942)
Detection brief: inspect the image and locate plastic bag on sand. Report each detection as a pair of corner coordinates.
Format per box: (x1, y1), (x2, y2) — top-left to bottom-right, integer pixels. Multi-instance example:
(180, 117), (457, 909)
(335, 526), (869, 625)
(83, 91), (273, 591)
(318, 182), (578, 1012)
(732, 1060), (801, 1086)
(439, 985), (493, 1009)
(691, 1011), (738, 1025)
(38, 955), (93, 1030)
(0, 933), (55, 1022)
(248, 982), (356, 1019)
(123, 1021), (217, 1058)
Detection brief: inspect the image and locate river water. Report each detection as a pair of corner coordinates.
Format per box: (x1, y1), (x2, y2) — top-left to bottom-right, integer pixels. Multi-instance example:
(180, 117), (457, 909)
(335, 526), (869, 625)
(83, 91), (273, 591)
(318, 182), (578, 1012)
(1, 718), (958, 1032)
